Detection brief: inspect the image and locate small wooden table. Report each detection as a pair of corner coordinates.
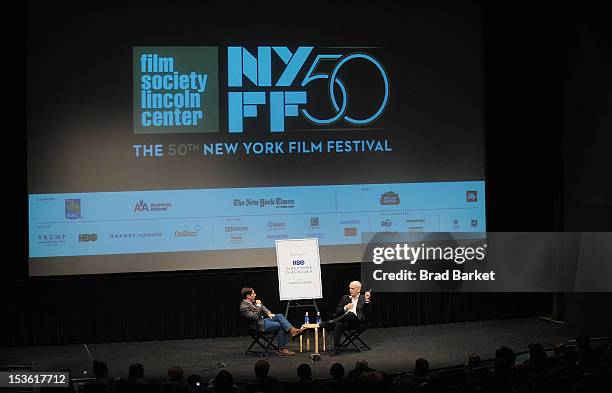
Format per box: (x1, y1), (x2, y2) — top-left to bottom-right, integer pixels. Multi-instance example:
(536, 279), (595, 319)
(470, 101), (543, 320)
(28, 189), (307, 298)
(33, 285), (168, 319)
(299, 323), (326, 354)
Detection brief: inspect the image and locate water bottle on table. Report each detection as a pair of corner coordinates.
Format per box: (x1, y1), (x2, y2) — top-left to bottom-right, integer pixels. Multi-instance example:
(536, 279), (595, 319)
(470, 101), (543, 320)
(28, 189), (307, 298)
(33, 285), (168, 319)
(316, 311), (321, 325)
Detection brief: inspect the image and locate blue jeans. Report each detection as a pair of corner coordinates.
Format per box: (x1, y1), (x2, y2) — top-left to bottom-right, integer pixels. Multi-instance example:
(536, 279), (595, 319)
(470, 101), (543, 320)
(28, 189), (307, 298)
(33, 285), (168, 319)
(263, 314), (293, 348)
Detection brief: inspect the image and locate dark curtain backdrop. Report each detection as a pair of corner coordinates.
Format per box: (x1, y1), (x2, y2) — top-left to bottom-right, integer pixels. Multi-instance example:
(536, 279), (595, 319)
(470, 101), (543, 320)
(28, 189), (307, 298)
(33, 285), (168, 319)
(2, 263), (550, 346)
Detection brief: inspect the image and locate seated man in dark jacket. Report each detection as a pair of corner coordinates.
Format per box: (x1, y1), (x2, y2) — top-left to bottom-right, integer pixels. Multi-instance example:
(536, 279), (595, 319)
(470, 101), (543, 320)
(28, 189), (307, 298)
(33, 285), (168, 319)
(239, 287), (305, 356)
(320, 280), (371, 356)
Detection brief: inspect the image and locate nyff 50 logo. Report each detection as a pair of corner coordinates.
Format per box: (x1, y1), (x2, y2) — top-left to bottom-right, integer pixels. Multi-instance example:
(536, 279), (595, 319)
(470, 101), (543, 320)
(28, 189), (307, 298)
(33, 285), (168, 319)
(228, 46), (389, 132)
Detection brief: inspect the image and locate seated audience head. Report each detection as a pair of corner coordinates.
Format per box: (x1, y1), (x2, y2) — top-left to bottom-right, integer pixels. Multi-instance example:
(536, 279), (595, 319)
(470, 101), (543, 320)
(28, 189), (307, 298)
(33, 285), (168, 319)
(168, 366), (184, 383)
(495, 345), (516, 365)
(213, 370), (234, 392)
(467, 353), (482, 369)
(297, 363), (312, 381)
(330, 362), (344, 379)
(493, 359), (511, 376)
(414, 357), (430, 378)
(354, 370), (385, 393)
(93, 360), (108, 379)
(527, 343), (548, 372)
(354, 359), (370, 371)
(528, 342), (546, 360)
(254, 359), (270, 379)
(128, 363), (144, 381)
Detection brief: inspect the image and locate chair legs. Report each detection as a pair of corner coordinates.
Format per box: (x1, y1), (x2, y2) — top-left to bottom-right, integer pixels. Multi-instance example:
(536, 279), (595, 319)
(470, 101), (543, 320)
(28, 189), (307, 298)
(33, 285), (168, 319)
(244, 331), (279, 357)
(339, 328), (371, 352)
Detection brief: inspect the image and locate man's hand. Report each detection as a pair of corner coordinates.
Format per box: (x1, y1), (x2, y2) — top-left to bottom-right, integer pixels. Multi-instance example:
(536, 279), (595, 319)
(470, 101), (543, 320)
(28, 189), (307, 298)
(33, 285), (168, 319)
(365, 291), (371, 302)
(345, 303), (354, 311)
(268, 313), (275, 318)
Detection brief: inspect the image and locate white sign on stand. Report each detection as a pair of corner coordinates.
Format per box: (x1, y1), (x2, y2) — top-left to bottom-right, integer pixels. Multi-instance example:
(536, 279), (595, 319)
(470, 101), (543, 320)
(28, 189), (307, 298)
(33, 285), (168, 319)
(275, 238), (322, 301)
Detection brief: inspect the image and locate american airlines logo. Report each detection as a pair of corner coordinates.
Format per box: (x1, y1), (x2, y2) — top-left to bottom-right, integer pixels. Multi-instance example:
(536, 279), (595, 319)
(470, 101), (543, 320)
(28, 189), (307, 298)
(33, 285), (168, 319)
(134, 200), (172, 212)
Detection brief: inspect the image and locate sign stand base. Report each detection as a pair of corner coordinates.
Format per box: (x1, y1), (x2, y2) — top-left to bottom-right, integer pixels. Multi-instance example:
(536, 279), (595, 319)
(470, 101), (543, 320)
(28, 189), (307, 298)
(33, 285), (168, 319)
(285, 298), (319, 322)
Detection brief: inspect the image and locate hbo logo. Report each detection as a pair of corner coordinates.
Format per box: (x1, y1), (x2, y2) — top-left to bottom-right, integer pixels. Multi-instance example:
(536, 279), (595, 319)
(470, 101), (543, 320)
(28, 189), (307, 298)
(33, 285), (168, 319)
(79, 233), (98, 242)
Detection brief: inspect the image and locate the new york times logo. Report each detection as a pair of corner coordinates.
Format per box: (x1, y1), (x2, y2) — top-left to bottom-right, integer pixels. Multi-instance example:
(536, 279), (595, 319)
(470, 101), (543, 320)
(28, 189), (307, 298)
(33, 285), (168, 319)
(233, 198), (295, 208)
(372, 243), (486, 265)
(228, 46), (389, 132)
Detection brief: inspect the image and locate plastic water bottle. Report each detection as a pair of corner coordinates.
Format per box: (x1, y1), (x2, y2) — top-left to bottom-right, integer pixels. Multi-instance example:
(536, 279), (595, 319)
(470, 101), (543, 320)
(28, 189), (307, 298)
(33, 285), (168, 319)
(316, 311), (321, 324)
(304, 312), (309, 324)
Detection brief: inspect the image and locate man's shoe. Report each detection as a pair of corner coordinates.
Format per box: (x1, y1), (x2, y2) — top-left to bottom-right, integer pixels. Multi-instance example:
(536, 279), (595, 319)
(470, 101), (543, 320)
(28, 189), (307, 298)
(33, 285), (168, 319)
(329, 348), (339, 357)
(277, 348), (296, 356)
(290, 327), (306, 338)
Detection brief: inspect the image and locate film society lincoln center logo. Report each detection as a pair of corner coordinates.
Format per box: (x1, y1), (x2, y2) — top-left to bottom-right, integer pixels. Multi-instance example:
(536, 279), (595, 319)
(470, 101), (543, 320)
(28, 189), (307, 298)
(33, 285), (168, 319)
(133, 47), (219, 134)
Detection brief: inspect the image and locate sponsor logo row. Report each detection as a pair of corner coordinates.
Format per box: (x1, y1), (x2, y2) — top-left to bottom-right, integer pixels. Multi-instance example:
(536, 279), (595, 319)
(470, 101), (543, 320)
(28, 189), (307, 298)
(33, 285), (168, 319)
(64, 198), (175, 219)
(36, 228), (195, 247)
(35, 214), (480, 249)
(60, 191), (479, 219)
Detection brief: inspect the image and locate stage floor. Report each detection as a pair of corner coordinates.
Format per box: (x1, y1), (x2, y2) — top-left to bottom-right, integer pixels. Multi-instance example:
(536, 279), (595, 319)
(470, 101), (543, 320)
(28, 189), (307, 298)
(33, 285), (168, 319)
(1, 318), (577, 383)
